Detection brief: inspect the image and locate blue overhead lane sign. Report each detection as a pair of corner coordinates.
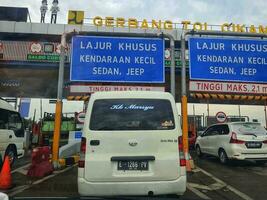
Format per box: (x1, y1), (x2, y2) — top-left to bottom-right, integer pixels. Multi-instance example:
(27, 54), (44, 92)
(189, 37), (267, 83)
(70, 36), (164, 83)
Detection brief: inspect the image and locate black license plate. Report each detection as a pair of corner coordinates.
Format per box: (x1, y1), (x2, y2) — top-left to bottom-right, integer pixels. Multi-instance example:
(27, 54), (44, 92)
(246, 142), (262, 148)
(118, 160), (149, 171)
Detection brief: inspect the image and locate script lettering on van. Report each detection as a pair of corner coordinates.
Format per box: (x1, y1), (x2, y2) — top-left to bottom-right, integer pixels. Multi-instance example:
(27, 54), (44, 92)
(110, 104), (154, 111)
(160, 139), (178, 143)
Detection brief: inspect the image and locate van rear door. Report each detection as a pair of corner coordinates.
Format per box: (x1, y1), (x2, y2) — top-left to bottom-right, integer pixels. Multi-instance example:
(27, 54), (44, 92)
(83, 98), (182, 182)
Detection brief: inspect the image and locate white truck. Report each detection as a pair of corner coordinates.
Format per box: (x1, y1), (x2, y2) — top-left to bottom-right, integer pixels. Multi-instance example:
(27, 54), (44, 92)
(0, 99), (26, 165)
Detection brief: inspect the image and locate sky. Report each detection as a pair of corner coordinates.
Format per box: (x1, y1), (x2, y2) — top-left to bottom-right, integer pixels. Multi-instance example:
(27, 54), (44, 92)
(1, 0), (267, 26)
(1, 0), (267, 126)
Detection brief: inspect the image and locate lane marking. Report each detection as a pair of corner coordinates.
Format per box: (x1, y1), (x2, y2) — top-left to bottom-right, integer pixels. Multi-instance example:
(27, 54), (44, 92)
(12, 163), (31, 174)
(197, 166), (254, 200)
(187, 183), (211, 200)
(188, 182), (212, 191)
(209, 182), (225, 190)
(4, 185), (29, 193)
(8, 164), (77, 197)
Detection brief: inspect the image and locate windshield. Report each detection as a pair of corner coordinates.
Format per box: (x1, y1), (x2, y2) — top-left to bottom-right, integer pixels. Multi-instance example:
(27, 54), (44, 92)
(232, 123), (267, 135)
(89, 99), (175, 130)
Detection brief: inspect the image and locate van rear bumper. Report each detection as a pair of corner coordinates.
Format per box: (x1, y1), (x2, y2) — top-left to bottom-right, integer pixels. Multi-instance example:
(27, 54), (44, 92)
(78, 176), (186, 196)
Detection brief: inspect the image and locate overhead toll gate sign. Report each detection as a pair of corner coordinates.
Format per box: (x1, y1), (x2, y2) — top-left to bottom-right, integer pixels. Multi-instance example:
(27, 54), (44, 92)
(70, 36), (164, 83)
(189, 37), (267, 83)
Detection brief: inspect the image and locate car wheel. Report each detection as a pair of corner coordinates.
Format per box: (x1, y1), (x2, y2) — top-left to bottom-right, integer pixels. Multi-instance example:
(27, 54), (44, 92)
(218, 149), (228, 164)
(196, 145), (203, 157)
(5, 145), (17, 166)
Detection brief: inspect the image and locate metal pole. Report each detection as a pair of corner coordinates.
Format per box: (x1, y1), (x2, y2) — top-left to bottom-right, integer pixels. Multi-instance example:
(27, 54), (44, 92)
(52, 33), (66, 169)
(207, 101), (210, 117)
(181, 36), (187, 97)
(265, 101), (267, 129)
(180, 33), (189, 167)
(193, 104), (196, 128)
(40, 99), (43, 119)
(170, 38), (175, 98)
(238, 105), (241, 117)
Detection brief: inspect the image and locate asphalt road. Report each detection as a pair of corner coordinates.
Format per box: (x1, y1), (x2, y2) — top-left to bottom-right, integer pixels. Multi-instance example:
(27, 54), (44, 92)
(192, 151), (267, 200)
(3, 150), (267, 200)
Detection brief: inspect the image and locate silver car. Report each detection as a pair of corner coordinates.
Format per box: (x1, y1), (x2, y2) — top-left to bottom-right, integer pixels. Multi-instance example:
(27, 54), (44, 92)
(195, 122), (267, 164)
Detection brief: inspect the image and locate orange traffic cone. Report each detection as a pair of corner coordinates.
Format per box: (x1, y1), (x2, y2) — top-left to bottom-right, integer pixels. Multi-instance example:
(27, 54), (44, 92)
(185, 152), (192, 172)
(0, 156), (12, 190)
(186, 159), (192, 172)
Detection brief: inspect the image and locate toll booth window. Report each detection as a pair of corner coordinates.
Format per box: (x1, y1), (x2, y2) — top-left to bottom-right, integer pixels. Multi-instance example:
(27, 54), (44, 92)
(90, 99), (175, 131)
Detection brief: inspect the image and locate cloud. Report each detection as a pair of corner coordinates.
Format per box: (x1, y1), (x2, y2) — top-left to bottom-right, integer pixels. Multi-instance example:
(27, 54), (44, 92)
(1, 0), (266, 26)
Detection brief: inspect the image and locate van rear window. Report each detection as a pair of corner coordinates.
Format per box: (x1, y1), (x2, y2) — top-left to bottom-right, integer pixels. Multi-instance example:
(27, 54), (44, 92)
(89, 99), (175, 131)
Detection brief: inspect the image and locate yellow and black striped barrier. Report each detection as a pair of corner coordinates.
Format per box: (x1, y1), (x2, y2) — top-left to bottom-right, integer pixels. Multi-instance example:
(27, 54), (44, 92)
(191, 93), (267, 101)
(67, 96), (90, 101)
(58, 155), (80, 167)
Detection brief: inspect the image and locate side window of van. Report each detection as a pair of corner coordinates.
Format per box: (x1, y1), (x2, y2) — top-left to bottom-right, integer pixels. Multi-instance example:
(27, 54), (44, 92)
(8, 112), (22, 130)
(8, 111), (24, 137)
(0, 108), (9, 129)
(0, 108), (24, 137)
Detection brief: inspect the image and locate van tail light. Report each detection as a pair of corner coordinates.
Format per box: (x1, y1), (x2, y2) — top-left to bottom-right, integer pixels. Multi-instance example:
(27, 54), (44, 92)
(229, 132), (245, 144)
(263, 140), (267, 144)
(78, 137), (86, 168)
(178, 136), (186, 167)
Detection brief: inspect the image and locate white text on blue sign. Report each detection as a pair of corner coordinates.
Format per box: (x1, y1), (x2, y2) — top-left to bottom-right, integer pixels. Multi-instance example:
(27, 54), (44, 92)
(189, 37), (267, 83)
(71, 36), (164, 83)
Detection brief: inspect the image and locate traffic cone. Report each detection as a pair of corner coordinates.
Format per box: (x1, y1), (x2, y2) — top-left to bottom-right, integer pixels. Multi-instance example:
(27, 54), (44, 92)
(189, 154), (195, 169)
(0, 156), (12, 190)
(185, 152), (192, 172)
(186, 159), (192, 172)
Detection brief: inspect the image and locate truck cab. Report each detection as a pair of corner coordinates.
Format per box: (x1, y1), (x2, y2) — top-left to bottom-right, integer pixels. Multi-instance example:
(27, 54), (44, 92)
(0, 99), (26, 165)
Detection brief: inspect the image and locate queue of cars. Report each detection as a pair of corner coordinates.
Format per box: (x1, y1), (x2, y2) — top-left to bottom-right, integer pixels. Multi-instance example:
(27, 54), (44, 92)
(195, 122), (267, 164)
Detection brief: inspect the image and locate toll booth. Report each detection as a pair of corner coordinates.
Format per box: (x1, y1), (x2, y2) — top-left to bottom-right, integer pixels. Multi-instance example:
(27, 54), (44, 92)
(206, 115), (249, 127)
(40, 112), (76, 146)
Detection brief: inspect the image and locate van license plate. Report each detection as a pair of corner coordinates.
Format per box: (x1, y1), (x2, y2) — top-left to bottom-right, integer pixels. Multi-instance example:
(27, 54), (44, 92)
(118, 160), (149, 171)
(246, 142), (262, 148)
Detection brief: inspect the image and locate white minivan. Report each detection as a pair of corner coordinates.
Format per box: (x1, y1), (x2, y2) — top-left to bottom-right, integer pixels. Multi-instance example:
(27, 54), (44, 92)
(195, 122), (267, 164)
(0, 99), (26, 165)
(78, 91), (186, 197)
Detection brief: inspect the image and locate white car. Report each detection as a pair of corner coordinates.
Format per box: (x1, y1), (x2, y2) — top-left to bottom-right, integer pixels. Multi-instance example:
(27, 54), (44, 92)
(195, 122), (267, 164)
(78, 91), (186, 197)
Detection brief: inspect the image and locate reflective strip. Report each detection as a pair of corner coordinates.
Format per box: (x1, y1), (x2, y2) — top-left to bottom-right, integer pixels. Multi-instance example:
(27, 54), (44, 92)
(248, 96), (254, 100)
(203, 94), (210, 99)
(67, 96), (90, 101)
(191, 93), (267, 101)
(211, 94), (217, 99)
